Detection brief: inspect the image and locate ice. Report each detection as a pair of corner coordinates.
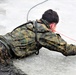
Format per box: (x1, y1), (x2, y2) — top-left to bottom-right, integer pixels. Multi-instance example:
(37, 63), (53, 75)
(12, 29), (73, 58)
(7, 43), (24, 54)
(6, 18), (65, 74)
(0, 0), (76, 75)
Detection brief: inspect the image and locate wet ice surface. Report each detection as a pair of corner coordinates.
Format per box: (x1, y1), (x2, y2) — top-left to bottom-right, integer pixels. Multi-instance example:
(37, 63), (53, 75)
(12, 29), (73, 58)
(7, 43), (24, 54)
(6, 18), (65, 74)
(1, 0), (76, 75)
(13, 48), (76, 75)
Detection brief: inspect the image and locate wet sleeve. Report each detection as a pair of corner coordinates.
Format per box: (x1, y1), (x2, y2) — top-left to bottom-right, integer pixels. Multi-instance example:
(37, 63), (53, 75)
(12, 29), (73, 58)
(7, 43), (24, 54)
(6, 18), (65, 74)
(39, 32), (76, 56)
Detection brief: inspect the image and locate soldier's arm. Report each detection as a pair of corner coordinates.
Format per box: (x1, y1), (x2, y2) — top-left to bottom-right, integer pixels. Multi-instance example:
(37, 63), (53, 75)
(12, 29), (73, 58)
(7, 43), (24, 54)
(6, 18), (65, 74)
(39, 32), (76, 56)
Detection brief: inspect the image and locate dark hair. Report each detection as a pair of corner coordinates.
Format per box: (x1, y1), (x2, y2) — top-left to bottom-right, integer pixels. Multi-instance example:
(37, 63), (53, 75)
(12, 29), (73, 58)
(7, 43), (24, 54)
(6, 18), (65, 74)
(41, 9), (59, 24)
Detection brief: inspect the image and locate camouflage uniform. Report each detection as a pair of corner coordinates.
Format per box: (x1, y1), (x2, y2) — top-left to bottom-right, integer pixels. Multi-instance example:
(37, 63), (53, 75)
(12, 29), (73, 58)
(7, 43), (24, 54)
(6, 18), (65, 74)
(0, 19), (76, 63)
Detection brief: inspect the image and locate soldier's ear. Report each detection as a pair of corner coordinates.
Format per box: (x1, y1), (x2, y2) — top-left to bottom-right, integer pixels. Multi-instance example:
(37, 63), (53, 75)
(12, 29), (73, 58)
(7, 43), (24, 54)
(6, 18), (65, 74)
(49, 23), (56, 32)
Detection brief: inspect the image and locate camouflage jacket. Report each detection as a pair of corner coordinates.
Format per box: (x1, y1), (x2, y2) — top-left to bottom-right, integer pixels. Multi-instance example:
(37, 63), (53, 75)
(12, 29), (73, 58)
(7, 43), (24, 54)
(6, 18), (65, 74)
(1, 20), (76, 57)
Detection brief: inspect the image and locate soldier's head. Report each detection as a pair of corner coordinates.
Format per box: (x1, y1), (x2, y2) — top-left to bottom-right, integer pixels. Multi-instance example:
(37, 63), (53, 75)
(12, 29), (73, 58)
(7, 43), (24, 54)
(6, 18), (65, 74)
(41, 9), (59, 32)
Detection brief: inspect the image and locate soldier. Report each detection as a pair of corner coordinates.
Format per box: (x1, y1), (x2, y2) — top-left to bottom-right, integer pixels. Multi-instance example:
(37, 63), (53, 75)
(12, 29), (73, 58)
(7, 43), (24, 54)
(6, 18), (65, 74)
(0, 9), (76, 64)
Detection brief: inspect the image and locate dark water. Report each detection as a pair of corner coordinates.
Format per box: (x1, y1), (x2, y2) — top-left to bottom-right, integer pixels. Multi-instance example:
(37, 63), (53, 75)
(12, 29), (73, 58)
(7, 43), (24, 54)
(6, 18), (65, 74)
(0, 63), (27, 75)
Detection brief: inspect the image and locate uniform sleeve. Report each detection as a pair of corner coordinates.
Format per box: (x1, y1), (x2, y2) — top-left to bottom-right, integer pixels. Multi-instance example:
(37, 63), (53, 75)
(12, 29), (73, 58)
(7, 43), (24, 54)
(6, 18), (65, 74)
(39, 31), (76, 56)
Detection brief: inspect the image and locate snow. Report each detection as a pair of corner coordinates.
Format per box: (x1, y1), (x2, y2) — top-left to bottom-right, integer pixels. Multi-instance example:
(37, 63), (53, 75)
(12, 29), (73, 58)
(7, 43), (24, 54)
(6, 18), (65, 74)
(0, 0), (76, 75)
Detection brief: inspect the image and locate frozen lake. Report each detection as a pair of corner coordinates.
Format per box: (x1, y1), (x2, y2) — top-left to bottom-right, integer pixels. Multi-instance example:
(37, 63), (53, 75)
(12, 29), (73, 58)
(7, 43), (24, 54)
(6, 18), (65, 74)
(0, 0), (76, 75)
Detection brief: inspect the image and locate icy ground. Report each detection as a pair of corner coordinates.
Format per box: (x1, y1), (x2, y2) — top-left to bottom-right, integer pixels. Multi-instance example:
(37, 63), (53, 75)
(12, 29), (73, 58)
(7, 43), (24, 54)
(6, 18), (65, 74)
(0, 0), (76, 75)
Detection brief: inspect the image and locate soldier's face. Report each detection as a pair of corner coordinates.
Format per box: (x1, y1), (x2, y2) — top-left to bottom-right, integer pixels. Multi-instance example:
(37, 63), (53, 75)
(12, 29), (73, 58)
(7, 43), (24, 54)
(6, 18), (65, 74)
(49, 23), (57, 32)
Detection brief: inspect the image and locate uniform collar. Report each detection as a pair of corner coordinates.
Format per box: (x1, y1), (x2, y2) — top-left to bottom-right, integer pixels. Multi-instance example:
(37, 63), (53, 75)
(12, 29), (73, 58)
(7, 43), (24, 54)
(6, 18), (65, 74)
(40, 19), (50, 28)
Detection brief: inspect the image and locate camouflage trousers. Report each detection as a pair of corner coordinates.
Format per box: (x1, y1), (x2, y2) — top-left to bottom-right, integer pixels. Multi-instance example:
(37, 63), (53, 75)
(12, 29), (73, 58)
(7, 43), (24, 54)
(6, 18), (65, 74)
(0, 41), (11, 64)
(0, 41), (27, 75)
